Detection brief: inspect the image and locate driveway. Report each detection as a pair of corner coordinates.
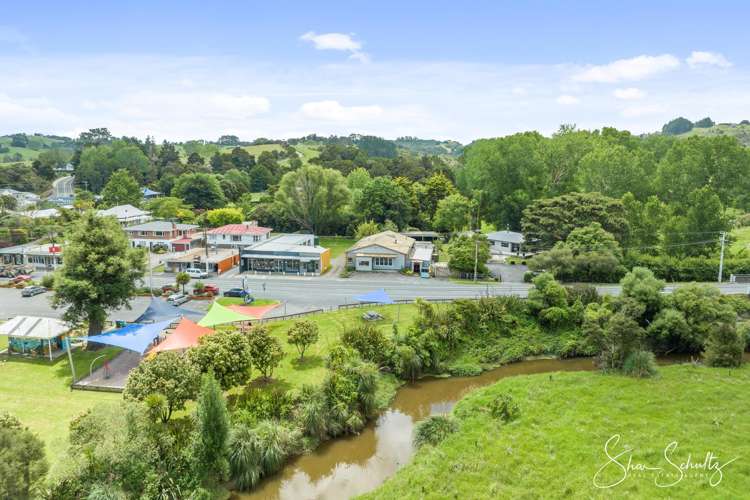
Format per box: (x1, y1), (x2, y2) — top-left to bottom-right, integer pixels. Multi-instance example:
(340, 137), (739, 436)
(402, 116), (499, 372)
(487, 262), (529, 283)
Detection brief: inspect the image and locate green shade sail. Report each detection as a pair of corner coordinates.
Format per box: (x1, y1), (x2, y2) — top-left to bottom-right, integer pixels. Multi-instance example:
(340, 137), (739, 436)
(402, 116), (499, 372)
(197, 301), (255, 327)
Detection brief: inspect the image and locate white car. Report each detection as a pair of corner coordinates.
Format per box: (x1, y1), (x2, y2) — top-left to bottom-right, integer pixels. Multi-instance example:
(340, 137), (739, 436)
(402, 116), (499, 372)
(185, 268), (209, 279)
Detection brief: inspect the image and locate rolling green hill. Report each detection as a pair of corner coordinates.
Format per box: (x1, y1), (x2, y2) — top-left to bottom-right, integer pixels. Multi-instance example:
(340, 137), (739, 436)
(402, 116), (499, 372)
(0, 134), (75, 164)
(675, 123), (750, 146)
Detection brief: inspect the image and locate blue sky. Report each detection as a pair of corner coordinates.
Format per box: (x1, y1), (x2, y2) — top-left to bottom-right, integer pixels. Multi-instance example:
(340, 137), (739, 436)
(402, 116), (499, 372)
(1, 1), (749, 141)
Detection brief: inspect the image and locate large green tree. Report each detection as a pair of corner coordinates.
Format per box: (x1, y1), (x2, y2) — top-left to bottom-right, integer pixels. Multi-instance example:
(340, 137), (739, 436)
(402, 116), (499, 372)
(356, 176), (411, 229)
(0, 413), (48, 499)
(173, 173), (227, 210)
(192, 373), (230, 485)
(101, 169), (142, 208)
(433, 193), (475, 233)
(52, 211), (146, 334)
(274, 165), (350, 233)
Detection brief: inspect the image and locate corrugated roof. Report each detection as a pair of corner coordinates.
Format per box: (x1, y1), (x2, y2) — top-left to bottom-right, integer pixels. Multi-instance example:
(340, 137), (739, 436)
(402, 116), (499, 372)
(207, 224), (272, 235)
(0, 316), (69, 339)
(486, 230), (525, 244)
(124, 220), (198, 232)
(348, 231), (415, 255)
(97, 204), (150, 219)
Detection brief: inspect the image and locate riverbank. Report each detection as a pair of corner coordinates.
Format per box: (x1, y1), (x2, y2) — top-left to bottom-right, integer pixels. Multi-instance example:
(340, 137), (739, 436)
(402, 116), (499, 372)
(363, 363), (750, 499)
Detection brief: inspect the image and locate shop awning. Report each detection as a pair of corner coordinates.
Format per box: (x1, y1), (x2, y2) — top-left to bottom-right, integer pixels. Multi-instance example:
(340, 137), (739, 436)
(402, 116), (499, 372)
(151, 318), (214, 353)
(81, 318), (177, 354)
(353, 289), (395, 305)
(197, 301), (255, 327)
(226, 303), (280, 320)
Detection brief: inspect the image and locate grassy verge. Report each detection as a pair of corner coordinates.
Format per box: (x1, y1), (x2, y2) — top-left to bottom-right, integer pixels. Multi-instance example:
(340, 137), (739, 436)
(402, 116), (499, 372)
(0, 343), (122, 461)
(730, 226), (750, 255)
(319, 236), (356, 259)
(364, 364), (750, 499)
(215, 297), (279, 307)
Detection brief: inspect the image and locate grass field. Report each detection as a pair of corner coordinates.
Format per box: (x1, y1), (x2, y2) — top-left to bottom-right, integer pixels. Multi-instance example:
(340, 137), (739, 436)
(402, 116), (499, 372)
(319, 236), (356, 259)
(215, 297), (279, 306)
(0, 341), (122, 460)
(365, 363), (750, 499)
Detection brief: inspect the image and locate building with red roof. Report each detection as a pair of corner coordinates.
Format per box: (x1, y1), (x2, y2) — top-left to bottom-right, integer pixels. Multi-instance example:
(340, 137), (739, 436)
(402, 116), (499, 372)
(206, 221), (272, 249)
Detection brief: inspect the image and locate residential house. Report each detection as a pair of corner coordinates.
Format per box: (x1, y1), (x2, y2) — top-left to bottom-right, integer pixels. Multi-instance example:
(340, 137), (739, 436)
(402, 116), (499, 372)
(0, 243), (63, 270)
(123, 220), (201, 252)
(486, 230), (525, 255)
(0, 188), (40, 209)
(240, 234), (330, 275)
(346, 230), (434, 273)
(206, 221), (272, 250)
(97, 204), (152, 226)
(142, 187), (161, 199)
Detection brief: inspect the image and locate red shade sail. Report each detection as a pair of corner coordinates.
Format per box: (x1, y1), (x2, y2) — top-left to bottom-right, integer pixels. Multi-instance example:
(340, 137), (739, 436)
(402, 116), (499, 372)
(226, 303), (280, 319)
(151, 318), (215, 353)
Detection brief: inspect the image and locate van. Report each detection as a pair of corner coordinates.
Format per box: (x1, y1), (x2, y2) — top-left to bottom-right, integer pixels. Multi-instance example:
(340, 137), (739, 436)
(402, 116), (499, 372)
(185, 268), (209, 279)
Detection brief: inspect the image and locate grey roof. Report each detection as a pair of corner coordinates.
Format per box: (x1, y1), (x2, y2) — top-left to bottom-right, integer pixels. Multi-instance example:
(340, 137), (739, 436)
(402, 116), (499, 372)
(124, 220), (198, 232)
(410, 243), (434, 262)
(242, 234), (326, 256)
(0, 316), (69, 339)
(486, 230), (525, 244)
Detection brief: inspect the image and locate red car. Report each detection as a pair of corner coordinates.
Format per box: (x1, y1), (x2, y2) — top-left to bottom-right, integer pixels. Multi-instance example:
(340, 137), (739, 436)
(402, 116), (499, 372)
(202, 284), (220, 295)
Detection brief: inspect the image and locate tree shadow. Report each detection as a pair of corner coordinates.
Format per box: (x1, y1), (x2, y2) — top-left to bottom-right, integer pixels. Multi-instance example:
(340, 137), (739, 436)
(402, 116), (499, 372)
(290, 354), (324, 371)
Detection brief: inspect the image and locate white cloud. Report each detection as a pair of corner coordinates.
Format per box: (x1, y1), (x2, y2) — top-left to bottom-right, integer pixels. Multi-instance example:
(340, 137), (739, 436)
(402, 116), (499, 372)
(687, 51), (732, 69)
(573, 54), (680, 83)
(300, 100), (383, 122)
(511, 86), (528, 96)
(556, 94), (580, 105)
(300, 31), (369, 62)
(613, 87), (646, 100)
(620, 104), (665, 118)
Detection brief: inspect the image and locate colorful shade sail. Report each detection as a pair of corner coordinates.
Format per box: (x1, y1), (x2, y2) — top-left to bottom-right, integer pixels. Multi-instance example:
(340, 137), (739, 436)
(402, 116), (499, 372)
(81, 318), (177, 354)
(151, 318), (214, 353)
(197, 301), (255, 327)
(353, 289), (394, 305)
(226, 303), (280, 320)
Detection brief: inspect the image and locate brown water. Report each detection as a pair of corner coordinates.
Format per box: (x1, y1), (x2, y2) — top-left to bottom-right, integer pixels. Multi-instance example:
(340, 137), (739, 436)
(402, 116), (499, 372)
(236, 357), (595, 500)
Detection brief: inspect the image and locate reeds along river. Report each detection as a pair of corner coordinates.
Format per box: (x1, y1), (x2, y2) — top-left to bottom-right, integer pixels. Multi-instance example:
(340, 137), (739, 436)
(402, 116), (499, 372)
(235, 357), (596, 500)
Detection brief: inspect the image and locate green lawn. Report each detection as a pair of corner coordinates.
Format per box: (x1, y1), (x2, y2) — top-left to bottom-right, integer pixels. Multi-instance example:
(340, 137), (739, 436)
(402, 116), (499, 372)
(320, 236), (356, 258)
(0, 343), (122, 461)
(730, 226), (750, 255)
(365, 364), (750, 499)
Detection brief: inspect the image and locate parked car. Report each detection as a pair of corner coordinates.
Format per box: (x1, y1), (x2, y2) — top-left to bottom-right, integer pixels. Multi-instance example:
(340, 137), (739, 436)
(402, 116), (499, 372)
(21, 285), (46, 297)
(202, 284), (220, 295)
(11, 275), (32, 285)
(185, 268), (209, 279)
(172, 295), (191, 306)
(223, 288), (248, 297)
(167, 292), (186, 303)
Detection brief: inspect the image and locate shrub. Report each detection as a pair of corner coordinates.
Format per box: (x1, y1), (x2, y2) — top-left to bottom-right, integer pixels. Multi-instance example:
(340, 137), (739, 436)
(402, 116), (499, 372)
(413, 415), (459, 448)
(40, 274), (55, 289)
(488, 393), (520, 422)
(448, 361), (483, 377)
(341, 323), (392, 365)
(193, 281), (204, 294)
(622, 350), (659, 378)
(523, 271), (534, 283)
(286, 320), (319, 360)
(228, 420), (301, 490)
(704, 322), (745, 368)
(245, 325), (284, 380)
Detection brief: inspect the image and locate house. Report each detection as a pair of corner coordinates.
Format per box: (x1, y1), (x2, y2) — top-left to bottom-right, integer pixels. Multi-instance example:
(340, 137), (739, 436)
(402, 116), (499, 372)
(346, 230), (434, 273)
(141, 187), (161, 199)
(164, 247), (239, 275)
(486, 230), (525, 255)
(97, 204), (152, 226)
(0, 243), (64, 270)
(206, 221), (272, 249)
(0, 188), (40, 209)
(240, 234), (330, 275)
(123, 220), (201, 252)
(54, 162), (75, 173)
(23, 208), (60, 219)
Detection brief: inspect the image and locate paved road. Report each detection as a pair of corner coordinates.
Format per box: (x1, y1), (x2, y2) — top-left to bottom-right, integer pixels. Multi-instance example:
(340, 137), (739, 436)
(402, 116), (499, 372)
(51, 176), (74, 198)
(3, 272), (749, 321)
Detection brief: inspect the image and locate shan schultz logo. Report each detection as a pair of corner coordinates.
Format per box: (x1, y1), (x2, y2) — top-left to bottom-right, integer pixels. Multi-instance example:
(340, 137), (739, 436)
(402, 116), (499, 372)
(593, 434), (738, 489)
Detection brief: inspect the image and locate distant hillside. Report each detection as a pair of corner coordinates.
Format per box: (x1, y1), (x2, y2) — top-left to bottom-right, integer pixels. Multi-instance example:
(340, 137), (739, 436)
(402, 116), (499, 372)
(660, 117), (750, 146)
(394, 136), (464, 156)
(0, 133), (75, 164)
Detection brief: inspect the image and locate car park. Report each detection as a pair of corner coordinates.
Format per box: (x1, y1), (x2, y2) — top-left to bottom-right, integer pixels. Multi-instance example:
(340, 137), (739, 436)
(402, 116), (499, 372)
(185, 268), (209, 279)
(21, 285), (46, 297)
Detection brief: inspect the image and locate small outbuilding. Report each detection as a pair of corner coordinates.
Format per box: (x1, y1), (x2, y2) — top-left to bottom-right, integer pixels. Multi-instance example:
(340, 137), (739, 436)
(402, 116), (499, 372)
(0, 316), (71, 360)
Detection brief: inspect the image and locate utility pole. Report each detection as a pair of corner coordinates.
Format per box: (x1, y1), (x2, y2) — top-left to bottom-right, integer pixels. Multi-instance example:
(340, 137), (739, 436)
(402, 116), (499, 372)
(718, 231), (726, 283)
(473, 236), (479, 282)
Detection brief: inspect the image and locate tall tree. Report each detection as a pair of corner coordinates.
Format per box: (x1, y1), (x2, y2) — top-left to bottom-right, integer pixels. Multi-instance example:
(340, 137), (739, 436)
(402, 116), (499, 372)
(433, 193), (475, 233)
(192, 373), (230, 484)
(356, 176), (411, 229)
(101, 169), (142, 208)
(173, 173), (226, 209)
(0, 413), (48, 499)
(52, 211), (146, 334)
(274, 165), (350, 233)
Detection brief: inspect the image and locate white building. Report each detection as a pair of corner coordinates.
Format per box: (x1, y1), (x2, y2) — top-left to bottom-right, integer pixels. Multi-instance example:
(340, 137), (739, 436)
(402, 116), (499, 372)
(0, 243), (64, 270)
(486, 230), (525, 255)
(346, 230), (433, 273)
(206, 221), (272, 249)
(97, 204), (152, 226)
(0, 188), (40, 209)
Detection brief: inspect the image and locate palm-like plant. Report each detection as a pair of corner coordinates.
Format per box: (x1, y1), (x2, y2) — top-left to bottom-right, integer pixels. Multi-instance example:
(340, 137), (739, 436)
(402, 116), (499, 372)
(228, 425), (262, 490)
